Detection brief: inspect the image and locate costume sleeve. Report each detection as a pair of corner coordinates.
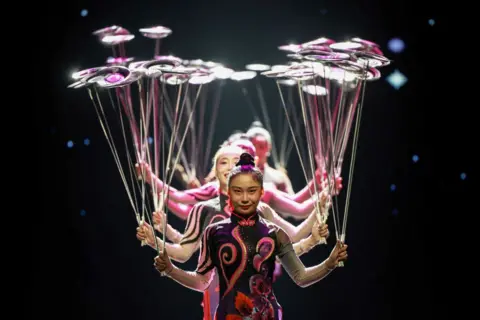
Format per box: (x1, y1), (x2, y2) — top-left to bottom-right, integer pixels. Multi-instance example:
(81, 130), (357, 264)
(152, 204), (207, 263)
(276, 229), (333, 288)
(195, 225), (216, 275)
(166, 230), (215, 293)
(180, 203), (209, 246)
(183, 182), (218, 201)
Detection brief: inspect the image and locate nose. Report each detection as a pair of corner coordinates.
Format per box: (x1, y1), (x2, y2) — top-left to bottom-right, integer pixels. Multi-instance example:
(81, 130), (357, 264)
(241, 193), (249, 203)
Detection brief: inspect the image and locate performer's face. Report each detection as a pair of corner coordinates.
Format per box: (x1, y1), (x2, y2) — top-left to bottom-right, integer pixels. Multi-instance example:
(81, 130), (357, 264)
(228, 173), (263, 215)
(215, 153), (241, 188)
(250, 135), (270, 163)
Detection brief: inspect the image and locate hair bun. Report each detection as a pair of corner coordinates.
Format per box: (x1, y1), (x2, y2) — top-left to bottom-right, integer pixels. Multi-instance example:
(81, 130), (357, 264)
(236, 152), (255, 166)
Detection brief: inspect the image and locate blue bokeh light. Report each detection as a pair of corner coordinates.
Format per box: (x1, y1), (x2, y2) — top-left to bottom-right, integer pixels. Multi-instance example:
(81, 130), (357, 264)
(387, 38), (405, 53)
(386, 69), (408, 90)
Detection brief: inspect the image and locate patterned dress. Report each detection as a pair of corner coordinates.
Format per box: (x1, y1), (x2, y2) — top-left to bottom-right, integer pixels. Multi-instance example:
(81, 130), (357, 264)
(196, 210), (293, 320)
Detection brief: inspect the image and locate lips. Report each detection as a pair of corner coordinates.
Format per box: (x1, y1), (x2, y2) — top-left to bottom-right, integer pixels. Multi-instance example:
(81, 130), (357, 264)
(240, 205), (250, 210)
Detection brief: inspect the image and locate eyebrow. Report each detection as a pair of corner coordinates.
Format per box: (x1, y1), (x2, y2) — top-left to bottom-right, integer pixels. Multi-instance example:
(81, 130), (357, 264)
(231, 186), (260, 190)
(218, 156), (239, 162)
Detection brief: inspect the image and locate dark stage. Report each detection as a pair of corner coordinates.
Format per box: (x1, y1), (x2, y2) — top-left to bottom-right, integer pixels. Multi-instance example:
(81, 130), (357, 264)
(31, 1), (472, 319)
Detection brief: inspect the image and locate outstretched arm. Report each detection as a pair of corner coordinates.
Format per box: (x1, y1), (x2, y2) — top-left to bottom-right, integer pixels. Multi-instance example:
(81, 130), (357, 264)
(267, 190), (316, 219)
(136, 162), (212, 205)
(166, 264), (215, 292)
(278, 179), (318, 203)
(273, 217), (329, 261)
(152, 211), (183, 243)
(138, 224), (198, 263)
(154, 250), (215, 292)
(137, 204), (209, 262)
(275, 173), (342, 203)
(155, 224), (217, 292)
(282, 173), (295, 195)
(259, 202), (317, 242)
(166, 200), (193, 220)
(276, 230), (347, 288)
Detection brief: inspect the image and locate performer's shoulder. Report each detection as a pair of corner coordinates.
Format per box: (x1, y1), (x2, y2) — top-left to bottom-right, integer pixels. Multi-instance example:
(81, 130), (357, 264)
(202, 180), (219, 188)
(260, 215), (278, 230)
(192, 197), (220, 210)
(204, 217), (231, 235)
(200, 196), (222, 209)
(258, 216), (286, 236)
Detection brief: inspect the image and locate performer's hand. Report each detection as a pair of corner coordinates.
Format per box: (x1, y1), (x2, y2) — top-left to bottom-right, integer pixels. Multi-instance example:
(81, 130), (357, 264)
(277, 166), (288, 175)
(312, 221), (329, 242)
(187, 177), (201, 189)
(175, 163), (186, 173)
(326, 240), (348, 270)
(320, 175), (343, 196)
(318, 189), (330, 208)
(333, 176), (343, 195)
(204, 169), (216, 183)
(257, 202), (275, 221)
(152, 211), (166, 232)
(136, 222), (155, 246)
(154, 249), (173, 276)
(135, 161), (153, 182)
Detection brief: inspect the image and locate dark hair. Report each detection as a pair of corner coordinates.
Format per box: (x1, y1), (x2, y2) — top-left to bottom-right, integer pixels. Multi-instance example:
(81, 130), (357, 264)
(227, 153), (263, 186)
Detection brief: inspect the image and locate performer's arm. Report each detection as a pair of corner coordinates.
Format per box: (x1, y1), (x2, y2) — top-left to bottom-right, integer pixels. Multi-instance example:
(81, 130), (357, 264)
(166, 199), (193, 220)
(280, 179), (319, 203)
(291, 235), (318, 257)
(166, 266), (215, 292)
(143, 234), (198, 263)
(153, 211), (183, 243)
(150, 175), (198, 204)
(161, 224), (183, 244)
(259, 202), (317, 242)
(138, 204), (207, 262)
(267, 190), (316, 219)
(282, 173), (295, 195)
(136, 162), (198, 204)
(290, 219), (329, 257)
(276, 230), (347, 288)
(162, 225), (216, 292)
(277, 172), (342, 203)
